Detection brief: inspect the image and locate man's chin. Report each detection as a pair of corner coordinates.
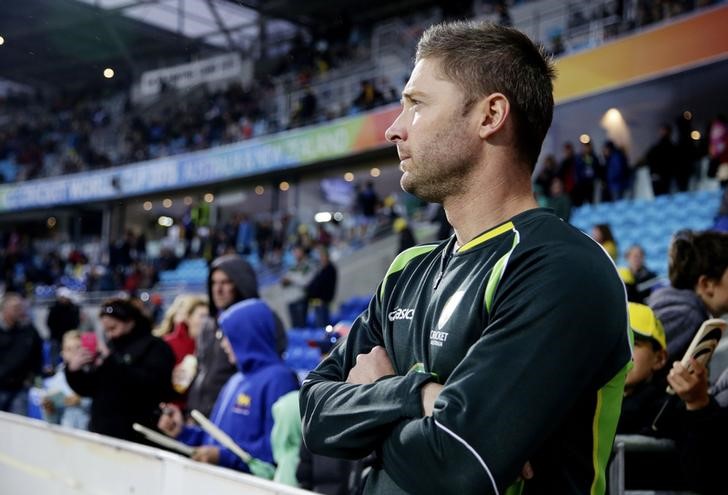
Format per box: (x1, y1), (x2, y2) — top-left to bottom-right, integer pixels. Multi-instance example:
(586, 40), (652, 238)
(401, 175), (443, 203)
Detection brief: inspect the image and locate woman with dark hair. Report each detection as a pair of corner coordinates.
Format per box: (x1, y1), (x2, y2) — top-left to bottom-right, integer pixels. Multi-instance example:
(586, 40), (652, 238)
(65, 297), (175, 443)
(591, 223), (618, 261)
(647, 230), (728, 363)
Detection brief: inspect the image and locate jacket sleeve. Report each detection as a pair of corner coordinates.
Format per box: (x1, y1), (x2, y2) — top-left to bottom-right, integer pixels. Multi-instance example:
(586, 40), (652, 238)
(65, 367), (100, 397)
(195, 377), (252, 473)
(178, 424), (206, 446)
(300, 285), (434, 459)
(378, 250), (631, 495)
(296, 444), (314, 489)
(101, 340), (175, 400)
(217, 447), (250, 472)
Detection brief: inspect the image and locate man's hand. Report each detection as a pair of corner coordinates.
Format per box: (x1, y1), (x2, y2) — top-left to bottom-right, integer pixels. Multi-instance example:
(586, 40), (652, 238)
(667, 359), (710, 411)
(191, 445), (220, 464)
(420, 381), (535, 479)
(157, 402), (184, 438)
(421, 382), (443, 417)
(346, 346), (395, 384)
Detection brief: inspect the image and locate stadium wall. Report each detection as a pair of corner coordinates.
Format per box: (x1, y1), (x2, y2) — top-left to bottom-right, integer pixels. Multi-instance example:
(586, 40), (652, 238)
(0, 412), (314, 495)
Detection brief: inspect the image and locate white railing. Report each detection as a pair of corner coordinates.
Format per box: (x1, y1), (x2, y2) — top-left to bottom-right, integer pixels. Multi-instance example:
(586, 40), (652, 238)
(0, 411), (314, 495)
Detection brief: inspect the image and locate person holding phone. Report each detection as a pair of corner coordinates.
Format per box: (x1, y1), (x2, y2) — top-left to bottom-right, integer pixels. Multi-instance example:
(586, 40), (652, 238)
(65, 297), (175, 444)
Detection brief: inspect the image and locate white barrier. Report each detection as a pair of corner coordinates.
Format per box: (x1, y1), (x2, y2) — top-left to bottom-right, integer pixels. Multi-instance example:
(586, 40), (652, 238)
(0, 412), (314, 495)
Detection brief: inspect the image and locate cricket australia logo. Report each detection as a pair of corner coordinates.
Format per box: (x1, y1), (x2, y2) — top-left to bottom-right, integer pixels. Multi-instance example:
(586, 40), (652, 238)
(431, 290), (465, 347)
(388, 307), (415, 322)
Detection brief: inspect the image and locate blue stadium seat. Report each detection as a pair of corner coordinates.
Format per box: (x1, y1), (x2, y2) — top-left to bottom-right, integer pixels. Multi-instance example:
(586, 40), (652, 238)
(571, 191), (720, 278)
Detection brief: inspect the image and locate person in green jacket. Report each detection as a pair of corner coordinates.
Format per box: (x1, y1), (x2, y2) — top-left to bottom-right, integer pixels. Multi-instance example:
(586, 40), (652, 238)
(300, 20), (632, 495)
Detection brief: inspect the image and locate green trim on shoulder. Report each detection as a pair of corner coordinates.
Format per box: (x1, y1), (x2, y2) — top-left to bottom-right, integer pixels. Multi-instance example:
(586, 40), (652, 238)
(590, 361), (629, 495)
(504, 480), (524, 495)
(483, 229), (520, 313)
(379, 244), (438, 300)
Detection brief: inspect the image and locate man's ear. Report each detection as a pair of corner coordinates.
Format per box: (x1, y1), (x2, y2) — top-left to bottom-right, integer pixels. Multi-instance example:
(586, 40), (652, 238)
(477, 93), (510, 140)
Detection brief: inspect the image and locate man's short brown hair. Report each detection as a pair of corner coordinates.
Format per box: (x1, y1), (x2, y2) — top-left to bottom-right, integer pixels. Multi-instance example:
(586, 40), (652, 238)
(416, 20), (555, 169)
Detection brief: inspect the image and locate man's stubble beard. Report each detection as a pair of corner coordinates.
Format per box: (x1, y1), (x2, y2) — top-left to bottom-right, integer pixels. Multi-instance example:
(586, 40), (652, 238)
(400, 118), (479, 204)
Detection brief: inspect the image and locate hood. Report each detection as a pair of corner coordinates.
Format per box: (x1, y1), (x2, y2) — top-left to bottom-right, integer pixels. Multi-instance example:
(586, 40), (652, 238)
(208, 254), (259, 316)
(647, 286), (708, 322)
(647, 286), (710, 358)
(218, 298), (281, 374)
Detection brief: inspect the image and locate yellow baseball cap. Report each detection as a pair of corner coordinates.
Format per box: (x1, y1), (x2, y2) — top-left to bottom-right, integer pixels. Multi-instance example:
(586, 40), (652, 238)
(617, 267), (635, 285)
(628, 302), (667, 350)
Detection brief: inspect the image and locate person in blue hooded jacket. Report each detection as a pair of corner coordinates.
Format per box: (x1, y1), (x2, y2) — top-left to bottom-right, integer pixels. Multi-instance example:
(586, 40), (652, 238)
(158, 298), (299, 473)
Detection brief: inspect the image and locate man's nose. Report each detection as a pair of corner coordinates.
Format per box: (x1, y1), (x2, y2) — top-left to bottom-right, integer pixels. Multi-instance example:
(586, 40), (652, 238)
(385, 112), (407, 143)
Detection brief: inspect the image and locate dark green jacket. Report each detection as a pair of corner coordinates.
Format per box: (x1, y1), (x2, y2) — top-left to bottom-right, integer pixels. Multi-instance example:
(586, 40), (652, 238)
(301, 209), (631, 495)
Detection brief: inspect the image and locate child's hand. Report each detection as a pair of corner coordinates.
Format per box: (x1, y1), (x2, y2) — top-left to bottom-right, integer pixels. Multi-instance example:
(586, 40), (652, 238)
(66, 348), (95, 372)
(41, 397), (55, 414)
(667, 359), (710, 411)
(191, 446), (220, 464)
(64, 394), (81, 407)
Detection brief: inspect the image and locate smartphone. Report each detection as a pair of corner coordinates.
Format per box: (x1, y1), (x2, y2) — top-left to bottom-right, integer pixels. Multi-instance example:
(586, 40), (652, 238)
(80, 332), (98, 356)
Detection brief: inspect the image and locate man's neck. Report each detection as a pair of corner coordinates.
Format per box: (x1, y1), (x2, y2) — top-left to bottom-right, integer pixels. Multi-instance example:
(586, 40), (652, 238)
(444, 164), (538, 247)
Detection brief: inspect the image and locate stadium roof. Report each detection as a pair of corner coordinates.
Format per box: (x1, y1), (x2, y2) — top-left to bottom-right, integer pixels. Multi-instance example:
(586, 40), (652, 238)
(0, 0), (437, 92)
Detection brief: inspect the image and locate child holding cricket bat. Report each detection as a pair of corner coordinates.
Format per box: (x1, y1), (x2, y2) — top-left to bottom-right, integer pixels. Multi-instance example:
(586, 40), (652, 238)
(617, 302), (728, 494)
(158, 299), (298, 474)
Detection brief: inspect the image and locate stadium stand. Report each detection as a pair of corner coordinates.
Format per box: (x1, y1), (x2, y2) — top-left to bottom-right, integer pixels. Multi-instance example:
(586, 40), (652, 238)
(1, 0), (728, 494)
(570, 189), (723, 277)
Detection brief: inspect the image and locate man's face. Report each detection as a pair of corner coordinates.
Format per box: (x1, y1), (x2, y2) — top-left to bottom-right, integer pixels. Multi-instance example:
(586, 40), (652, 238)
(220, 335), (236, 365)
(2, 297), (24, 325)
(626, 247), (644, 272)
(385, 58), (480, 203)
(293, 247), (305, 263)
(211, 270), (236, 311)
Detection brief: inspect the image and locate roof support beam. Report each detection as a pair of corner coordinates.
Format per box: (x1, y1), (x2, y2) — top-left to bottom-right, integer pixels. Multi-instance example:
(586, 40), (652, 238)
(203, 0), (238, 51)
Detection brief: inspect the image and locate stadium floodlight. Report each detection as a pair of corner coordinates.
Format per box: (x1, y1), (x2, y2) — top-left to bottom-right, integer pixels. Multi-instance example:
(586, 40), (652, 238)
(103, 68), (115, 79)
(579, 134), (591, 144)
(314, 212), (333, 223)
(344, 172), (354, 182)
(370, 167), (381, 177)
(691, 131), (701, 141)
(0, 36), (5, 46)
(158, 216), (174, 227)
